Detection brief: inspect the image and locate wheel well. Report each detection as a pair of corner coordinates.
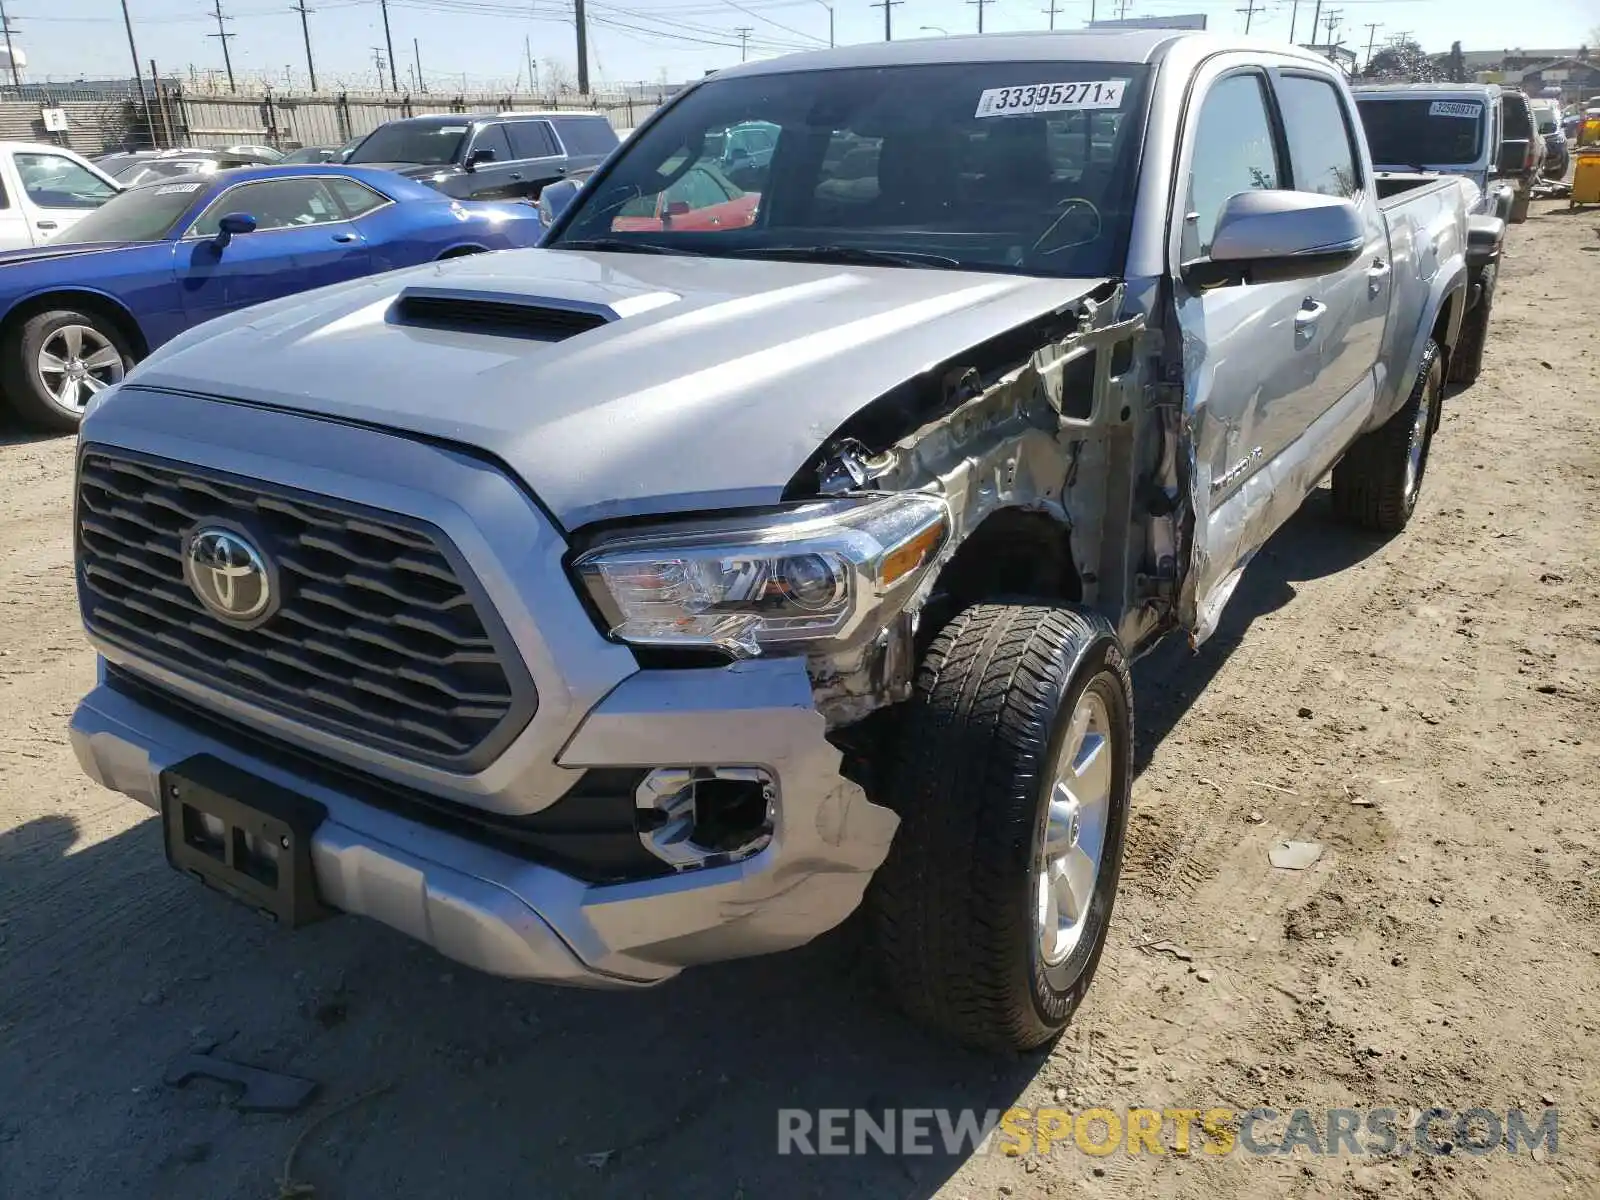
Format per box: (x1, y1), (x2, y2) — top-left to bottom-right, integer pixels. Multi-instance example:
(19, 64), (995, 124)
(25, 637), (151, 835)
(923, 509), (1082, 635)
(2, 291), (149, 359)
(1431, 290), (1460, 370)
(437, 244), (487, 260)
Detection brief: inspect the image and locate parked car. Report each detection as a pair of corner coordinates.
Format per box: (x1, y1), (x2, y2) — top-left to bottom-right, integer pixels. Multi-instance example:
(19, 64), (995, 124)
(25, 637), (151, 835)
(0, 164), (541, 431)
(1351, 84), (1514, 385)
(281, 146), (341, 164)
(1531, 99), (1569, 178)
(71, 31), (1478, 1053)
(221, 144), (284, 162)
(609, 161), (757, 231)
(344, 111), (619, 201)
(0, 142), (121, 250)
(1354, 83), (1535, 221)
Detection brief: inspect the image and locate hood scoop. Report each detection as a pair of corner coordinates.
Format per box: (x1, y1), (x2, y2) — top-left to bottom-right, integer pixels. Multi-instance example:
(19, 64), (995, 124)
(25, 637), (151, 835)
(392, 286), (620, 341)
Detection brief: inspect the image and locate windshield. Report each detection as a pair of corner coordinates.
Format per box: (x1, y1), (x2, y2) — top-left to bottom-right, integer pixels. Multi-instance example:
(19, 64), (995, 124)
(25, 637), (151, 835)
(549, 62), (1151, 278)
(116, 159), (217, 187)
(1356, 98), (1485, 166)
(348, 122), (469, 166)
(54, 181), (206, 244)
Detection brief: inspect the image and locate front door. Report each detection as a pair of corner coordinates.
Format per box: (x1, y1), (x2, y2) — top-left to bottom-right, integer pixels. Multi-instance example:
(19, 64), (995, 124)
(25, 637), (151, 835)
(1172, 68), (1330, 641)
(8, 151), (120, 244)
(177, 177), (372, 326)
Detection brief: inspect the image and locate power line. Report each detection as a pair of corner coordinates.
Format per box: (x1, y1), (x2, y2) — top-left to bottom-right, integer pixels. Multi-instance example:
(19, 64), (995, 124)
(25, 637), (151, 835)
(292, 0), (317, 91)
(207, 0), (237, 93)
(721, 0), (827, 44)
(868, 0), (901, 41)
(967, 0), (993, 33)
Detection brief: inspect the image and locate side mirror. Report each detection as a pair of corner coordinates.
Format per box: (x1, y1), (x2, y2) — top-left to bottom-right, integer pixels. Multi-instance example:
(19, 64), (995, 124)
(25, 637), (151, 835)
(1496, 138), (1531, 174)
(212, 211), (257, 249)
(1183, 190), (1364, 290)
(537, 177), (581, 226)
(465, 147), (497, 171)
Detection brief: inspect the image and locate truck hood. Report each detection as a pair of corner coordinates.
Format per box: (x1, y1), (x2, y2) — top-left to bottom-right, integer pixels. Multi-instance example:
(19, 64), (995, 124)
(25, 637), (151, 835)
(124, 248), (1112, 529)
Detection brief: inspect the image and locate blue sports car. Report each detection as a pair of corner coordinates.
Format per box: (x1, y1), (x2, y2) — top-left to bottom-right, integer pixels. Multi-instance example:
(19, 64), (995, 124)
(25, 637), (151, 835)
(0, 164), (543, 430)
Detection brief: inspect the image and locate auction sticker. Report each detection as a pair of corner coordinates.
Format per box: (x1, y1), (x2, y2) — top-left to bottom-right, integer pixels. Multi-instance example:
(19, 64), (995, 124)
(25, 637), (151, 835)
(1428, 101), (1481, 119)
(975, 80), (1127, 118)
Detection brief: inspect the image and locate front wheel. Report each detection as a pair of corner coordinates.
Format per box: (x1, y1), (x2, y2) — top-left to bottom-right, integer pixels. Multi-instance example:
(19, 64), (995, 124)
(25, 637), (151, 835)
(1, 309), (132, 433)
(869, 603), (1133, 1054)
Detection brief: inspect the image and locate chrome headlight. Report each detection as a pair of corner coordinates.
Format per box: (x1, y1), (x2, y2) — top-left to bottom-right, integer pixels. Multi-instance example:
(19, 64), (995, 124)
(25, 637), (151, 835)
(573, 494), (948, 659)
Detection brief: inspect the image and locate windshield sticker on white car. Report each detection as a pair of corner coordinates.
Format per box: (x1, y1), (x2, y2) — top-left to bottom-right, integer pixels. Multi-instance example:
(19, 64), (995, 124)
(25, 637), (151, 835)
(975, 80), (1127, 118)
(155, 183), (205, 194)
(1429, 101), (1482, 119)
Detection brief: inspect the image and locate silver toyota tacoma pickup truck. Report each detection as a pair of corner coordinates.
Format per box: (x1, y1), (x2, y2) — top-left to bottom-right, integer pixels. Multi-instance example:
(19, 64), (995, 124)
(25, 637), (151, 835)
(71, 32), (1477, 1052)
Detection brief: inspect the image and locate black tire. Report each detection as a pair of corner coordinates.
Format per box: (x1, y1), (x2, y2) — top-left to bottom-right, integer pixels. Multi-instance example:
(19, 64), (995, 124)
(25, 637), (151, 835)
(1330, 339), (1443, 534)
(1449, 270), (1494, 389)
(869, 603), (1133, 1054)
(1, 308), (133, 433)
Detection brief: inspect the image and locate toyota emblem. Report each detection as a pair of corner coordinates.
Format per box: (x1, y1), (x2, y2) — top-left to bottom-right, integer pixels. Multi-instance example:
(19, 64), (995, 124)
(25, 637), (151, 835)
(183, 527), (274, 624)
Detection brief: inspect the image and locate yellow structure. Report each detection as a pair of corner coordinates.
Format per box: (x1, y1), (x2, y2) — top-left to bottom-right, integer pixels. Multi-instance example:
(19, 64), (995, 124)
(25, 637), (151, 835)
(1571, 150), (1600, 208)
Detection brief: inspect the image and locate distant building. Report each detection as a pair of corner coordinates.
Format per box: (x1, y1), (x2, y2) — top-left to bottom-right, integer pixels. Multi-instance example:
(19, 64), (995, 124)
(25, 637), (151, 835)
(1432, 46), (1600, 105)
(1302, 44), (1358, 75)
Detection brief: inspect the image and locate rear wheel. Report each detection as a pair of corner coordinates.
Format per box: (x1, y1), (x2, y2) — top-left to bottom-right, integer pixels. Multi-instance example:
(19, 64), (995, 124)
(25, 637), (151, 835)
(1331, 339), (1442, 533)
(1, 309), (132, 433)
(869, 603), (1133, 1053)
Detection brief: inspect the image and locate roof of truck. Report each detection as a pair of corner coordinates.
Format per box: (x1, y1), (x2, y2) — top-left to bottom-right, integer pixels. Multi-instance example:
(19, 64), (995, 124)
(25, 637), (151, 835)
(1352, 82), (1503, 99)
(713, 29), (1307, 77)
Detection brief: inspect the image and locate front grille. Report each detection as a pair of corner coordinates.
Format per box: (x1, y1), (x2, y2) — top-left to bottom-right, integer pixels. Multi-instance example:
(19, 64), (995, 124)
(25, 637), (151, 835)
(77, 448), (536, 770)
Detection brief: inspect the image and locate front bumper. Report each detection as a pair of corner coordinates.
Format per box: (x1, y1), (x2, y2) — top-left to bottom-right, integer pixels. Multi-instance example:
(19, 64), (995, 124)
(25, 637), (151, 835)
(73, 656), (899, 987)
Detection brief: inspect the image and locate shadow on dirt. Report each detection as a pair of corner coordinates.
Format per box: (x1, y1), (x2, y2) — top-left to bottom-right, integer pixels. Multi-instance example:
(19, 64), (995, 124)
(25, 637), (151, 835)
(0, 490), (1387, 1200)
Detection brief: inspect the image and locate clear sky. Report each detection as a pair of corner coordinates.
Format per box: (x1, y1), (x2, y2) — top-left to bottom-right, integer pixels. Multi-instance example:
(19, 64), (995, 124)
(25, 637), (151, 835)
(8, 0), (1596, 93)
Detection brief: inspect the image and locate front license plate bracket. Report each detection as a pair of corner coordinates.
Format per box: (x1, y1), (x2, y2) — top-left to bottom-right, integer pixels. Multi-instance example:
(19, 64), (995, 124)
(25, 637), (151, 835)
(160, 755), (331, 928)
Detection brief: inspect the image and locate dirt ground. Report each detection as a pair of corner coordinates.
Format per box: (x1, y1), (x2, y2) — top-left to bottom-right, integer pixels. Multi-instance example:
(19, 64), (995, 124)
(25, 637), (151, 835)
(2, 203), (1598, 1200)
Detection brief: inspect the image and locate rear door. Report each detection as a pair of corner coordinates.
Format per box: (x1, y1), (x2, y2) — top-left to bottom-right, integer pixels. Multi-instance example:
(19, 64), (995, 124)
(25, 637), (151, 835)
(506, 119), (570, 196)
(176, 176), (372, 325)
(1266, 70), (1388, 437)
(1173, 63), (1330, 637)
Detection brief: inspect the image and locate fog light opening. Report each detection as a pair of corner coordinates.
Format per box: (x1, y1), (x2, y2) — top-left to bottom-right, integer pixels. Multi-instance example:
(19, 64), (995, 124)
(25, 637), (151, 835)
(635, 766), (776, 870)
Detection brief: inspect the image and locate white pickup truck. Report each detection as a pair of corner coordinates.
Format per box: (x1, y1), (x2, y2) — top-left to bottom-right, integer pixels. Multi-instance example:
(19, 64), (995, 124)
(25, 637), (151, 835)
(0, 142), (121, 251)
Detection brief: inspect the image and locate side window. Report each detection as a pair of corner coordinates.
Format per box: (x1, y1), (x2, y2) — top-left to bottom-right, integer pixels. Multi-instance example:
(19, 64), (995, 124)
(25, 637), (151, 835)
(551, 117), (619, 156)
(1185, 74), (1282, 258)
(471, 124), (514, 163)
(325, 177), (388, 218)
(13, 153), (118, 210)
(507, 120), (558, 160)
(1277, 74), (1360, 198)
(190, 179), (342, 237)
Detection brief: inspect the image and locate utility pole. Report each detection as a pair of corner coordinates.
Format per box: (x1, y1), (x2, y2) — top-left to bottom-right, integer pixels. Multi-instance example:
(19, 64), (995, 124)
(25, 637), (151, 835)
(816, 0), (833, 47)
(1288, 0), (1299, 42)
(1042, 0), (1058, 29)
(1237, 0), (1258, 34)
(0, 0), (20, 90)
(414, 36), (425, 92)
(293, 0), (317, 91)
(1363, 21), (1381, 71)
(1323, 10), (1340, 47)
(524, 35), (535, 94)
(967, 0), (993, 33)
(575, 0), (590, 93)
(734, 26), (753, 61)
(869, 0), (902, 42)
(1114, 0), (1132, 19)
(371, 46), (387, 90)
(378, 0), (399, 91)
(1309, 0), (1322, 47)
(207, 0), (236, 93)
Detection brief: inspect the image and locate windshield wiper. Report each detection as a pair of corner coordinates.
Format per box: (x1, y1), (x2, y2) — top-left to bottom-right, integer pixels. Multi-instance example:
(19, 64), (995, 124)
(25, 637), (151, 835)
(557, 237), (703, 256)
(722, 245), (964, 270)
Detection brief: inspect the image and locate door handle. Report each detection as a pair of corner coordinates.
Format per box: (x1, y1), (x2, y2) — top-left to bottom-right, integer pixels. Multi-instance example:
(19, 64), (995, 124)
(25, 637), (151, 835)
(510, 172), (523, 180)
(1368, 257), (1391, 278)
(1295, 299), (1328, 326)
(35, 220), (58, 231)
(332, 232), (357, 243)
